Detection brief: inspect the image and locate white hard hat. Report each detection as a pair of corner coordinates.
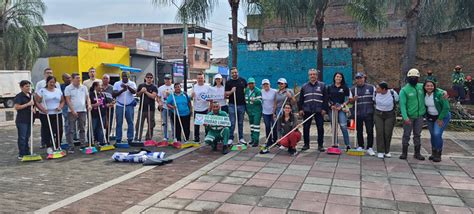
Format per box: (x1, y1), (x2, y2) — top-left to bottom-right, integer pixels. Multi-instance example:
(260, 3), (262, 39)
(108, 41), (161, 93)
(407, 68), (420, 77)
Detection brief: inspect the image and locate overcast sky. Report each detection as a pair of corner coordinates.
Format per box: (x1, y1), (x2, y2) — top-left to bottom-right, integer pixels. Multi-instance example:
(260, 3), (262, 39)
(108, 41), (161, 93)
(43, 0), (248, 58)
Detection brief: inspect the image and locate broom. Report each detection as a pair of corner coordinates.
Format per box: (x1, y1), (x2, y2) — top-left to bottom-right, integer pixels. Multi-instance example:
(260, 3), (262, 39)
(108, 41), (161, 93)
(109, 102), (116, 141)
(96, 91), (115, 151)
(43, 98), (66, 159)
(327, 109), (341, 155)
(131, 93), (145, 147)
(144, 105), (158, 146)
(231, 90), (247, 151)
(115, 91), (130, 148)
(82, 109), (98, 154)
(347, 87), (365, 156)
(22, 104), (42, 162)
(170, 91), (198, 149)
(157, 107), (172, 147)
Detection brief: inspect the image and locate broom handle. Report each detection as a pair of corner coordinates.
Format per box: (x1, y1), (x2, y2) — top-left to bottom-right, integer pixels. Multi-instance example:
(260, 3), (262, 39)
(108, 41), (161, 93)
(107, 104), (111, 143)
(122, 91), (126, 141)
(265, 91), (300, 145)
(268, 113), (315, 150)
(148, 105), (151, 140)
(138, 93), (145, 141)
(95, 91), (107, 144)
(354, 87), (357, 148)
(30, 104), (34, 155)
(171, 92), (187, 142)
(88, 109), (93, 147)
(233, 90), (240, 143)
(42, 96), (57, 150)
(56, 112), (61, 150)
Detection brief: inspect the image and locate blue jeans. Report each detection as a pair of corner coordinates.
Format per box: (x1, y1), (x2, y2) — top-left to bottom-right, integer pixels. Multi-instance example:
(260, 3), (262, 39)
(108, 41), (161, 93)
(329, 110), (350, 146)
(92, 116), (105, 144)
(263, 114), (277, 146)
(165, 109), (176, 140)
(229, 104), (245, 141)
(16, 123), (31, 156)
(427, 113), (451, 150)
(115, 105), (134, 143)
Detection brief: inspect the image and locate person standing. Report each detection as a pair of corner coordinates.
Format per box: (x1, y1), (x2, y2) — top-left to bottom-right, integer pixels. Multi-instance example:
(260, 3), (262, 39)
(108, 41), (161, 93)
(225, 67), (247, 145)
(83, 67), (102, 90)
(423, 69), (438, 84)
(260, 79), (276, 148)
(157, 74), (175, 143)
(465, 75), (473, 104)
(277, 103), (301, 155)
(35, 68), (60, 148)
(245, 78), (263, 147)
(350, 72), (376, 156)
(192, 73), (210, 142)
(64, 73), (91, 153)
(424, 80), (450, 162)
(298, 69), (328, 152)
(211, 74), (228, 113)
(113, 71), (137, 145)
(102, 74), (115, 138)
(327, 72), (351, 150)
(452, 65), (466, 102)
(204, 101), (231, 154)
(167, 83), (192, 143)
(90, 82), (109, 145)
(135, 72), (158, 141)
(60, 73), (72, 142)
(35, 76), (65, 154)
(14, 80), (35, 159)
(275, 78), (295, 116)
(374, 82), (399, 159)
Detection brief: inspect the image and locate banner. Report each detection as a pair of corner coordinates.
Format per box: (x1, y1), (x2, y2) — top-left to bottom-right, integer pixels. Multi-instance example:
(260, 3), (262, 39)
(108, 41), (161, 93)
(202, 87), (225, 101)
(194, 113), (231, 126)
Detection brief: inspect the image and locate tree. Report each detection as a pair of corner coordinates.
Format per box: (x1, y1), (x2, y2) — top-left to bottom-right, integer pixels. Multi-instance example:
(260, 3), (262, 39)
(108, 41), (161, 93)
(0, 0), (47, 70)
(347, 0), (474, 86)
(229, 0), (240, 68)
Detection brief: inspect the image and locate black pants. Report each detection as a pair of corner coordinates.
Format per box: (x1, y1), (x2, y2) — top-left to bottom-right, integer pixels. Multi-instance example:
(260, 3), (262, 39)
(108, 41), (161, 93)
(356, 114), (374, 149)
(39, 113), (63, 149)
(303, 112), (324, 147)
(175, 114), (191, 142)
(221, 106), (229, 114)
(194, 110), (208, 141)
(135, 109), (155, 141)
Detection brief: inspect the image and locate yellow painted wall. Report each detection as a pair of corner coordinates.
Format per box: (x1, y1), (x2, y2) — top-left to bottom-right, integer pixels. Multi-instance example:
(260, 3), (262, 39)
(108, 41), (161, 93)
(48, 56), (79, 83)
(77, 39), (130, 80)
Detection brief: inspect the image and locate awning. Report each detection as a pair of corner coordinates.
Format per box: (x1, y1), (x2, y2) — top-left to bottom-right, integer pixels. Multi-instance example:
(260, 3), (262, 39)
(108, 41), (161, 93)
(103, 63), (142, 73)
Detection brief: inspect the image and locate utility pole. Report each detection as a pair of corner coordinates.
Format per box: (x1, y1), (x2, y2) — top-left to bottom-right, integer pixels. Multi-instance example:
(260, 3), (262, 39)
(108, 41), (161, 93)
(183, 22), (188, 93)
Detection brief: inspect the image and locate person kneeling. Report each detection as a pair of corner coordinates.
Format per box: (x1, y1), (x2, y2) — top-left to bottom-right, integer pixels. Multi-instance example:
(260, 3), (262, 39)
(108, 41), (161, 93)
(205, 102), (231, 154)
(278, 103), (301, 155)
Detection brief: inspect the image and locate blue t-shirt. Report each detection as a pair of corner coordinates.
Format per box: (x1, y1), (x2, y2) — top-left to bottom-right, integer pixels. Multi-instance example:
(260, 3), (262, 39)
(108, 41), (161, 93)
(167, 92), (191, 116)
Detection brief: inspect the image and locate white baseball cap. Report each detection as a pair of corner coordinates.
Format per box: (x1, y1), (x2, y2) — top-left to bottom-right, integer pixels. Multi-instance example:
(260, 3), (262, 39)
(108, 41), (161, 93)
(214, 74), (222, 79)
(277, 78), (287, 84)
(261, 79), (270, 85)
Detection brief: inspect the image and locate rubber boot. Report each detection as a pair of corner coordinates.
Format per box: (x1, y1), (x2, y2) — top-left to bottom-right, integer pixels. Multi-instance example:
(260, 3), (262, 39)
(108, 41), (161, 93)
(399, 144), (408, 159)
(429, 149), (436, 161)
(414, 145), (425, 161)
(222, 145), (229, 154)
(433, 149), (442, 162)
(211, 142), (217, 151)
(302, 143), (310, 151)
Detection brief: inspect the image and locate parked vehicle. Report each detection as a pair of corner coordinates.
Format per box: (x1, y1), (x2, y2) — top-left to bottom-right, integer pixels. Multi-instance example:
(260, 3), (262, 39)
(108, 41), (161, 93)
(0, 70), (31, 108)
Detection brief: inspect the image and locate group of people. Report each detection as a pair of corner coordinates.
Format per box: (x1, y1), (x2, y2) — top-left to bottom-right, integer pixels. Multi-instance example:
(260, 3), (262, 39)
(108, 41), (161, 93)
(14, 66), (452, 162)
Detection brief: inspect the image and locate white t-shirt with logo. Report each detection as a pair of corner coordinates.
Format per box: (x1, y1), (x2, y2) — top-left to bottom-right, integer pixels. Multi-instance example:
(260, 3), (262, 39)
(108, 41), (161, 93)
(261, 88), (277, 115)
(158, 84), (174, 110)
(193, 83), (210, 112)
(64, 84), (89, 112)
(113, 80), (137, 107)
(37, 88), (63, 114)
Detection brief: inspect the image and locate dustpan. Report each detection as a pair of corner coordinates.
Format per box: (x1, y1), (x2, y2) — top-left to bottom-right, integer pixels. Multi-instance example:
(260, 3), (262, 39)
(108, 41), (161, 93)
(327, 109), (341, 155)
(22, 107), (42, 162)
(327, 146), (342, 155)
(144, 140), (158, 147)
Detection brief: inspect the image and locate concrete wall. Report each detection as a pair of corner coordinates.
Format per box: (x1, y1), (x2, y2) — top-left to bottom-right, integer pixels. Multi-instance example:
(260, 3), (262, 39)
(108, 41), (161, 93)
(31, 58), (49, 85)
(40, 33), (78, 57)
(131, 56), (156, 85)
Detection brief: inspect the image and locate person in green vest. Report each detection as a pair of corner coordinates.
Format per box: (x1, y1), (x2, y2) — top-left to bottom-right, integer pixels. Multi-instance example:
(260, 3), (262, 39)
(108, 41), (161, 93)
(245, 77), (262, 147)
(452, 65), (466, 102)
(423, 69), (437, 84)
(204, 101), (231, 154)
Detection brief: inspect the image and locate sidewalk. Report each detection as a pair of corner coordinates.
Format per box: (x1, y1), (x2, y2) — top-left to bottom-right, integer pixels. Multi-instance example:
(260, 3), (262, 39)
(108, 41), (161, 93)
(126, 146), (474, 214)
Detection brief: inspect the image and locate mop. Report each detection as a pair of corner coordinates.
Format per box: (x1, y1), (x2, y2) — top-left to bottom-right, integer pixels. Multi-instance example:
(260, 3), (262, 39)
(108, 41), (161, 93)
(170, 92), (199, 149)
(231, 90), (247, 151)
(96, 91), (115, 151)
(131, 93), (145, 147)
(82, 109), (98, 154)
(46, 108), (66, 159)
(327, 108), (342, 155)
(144, 105), (158, 146)
(22, 105), (42, 162)
(115, 92), (130, 148)
(347, 87), (365, 156)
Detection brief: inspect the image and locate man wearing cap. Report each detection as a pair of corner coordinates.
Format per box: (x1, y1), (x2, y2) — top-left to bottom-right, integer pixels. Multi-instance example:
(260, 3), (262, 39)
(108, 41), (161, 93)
(261, 79), (277, 149)
(298, 69), (328, 152)
(225, 67), (247, 145)
(245, 78), (262, 147)
(423, 70), (437, 84)
(157, 74), (175, 143)
(112, 71), (137, 145)
(452, 65), (466, 102)
(350, 72), (376, 156)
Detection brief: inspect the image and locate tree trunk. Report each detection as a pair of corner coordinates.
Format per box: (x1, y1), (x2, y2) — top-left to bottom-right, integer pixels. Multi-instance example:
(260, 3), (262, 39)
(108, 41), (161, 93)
(316, 20), (324, 81)
(230, 0), (240, 68)
(400, 0), (421, 87)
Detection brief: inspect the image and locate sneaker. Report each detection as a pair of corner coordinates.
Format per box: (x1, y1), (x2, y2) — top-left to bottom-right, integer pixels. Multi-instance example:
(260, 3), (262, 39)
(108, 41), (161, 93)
(301, 145), (310, 151)
(318, 146), (326, 152)
(384, 153), (392, 158)
(46, 147), (53, 155)
(377, 153), (384, 159)
(356, 147), (364, 151)
(228, 139), (233, 145)
(279, 145), (287, 150)
(239, 139), (247, 144)
(367, 148), (375, 156)
(346, 146), (351, 152)
(68, 147), (75, 154)
(18, 156), (23, 160)
(162, 138), (168, 142)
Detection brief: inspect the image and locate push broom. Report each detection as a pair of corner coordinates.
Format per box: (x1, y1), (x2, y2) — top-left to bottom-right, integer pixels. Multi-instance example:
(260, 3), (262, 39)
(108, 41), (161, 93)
(82, 109), (98, 154)
(96, 91), (115, 151)
(327, 108), (342, 155)
(42, 98), (66, 159)
(108, 103), (116, 141)
(131, 93), (145, 147)
(22, 104), (42, 162)
(231, 90), (247, 151)
(115, 92), (130, 148)
(170, 92), (199, 149)
(144, 105), (158, 146)
(347, 87), (365, 156)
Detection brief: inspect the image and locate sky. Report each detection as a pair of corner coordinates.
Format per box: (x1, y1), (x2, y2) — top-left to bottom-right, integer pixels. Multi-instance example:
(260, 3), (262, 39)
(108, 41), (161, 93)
(43, 0), (249, 58)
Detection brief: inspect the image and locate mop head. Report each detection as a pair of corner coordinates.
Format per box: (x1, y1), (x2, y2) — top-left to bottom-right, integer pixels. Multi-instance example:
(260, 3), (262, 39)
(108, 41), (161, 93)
(156, 140), (169, 147)
(115, 143), (130, 148)
(347, 149), (365, 156)
(231, 144), (247, 151)
(47, 150), (66, 159)
(130, 141), (144, 147)
(181, 142), (200, 149)
(82, 146), (98, 154)
(21, 154), (43, 162)
(144, 140), (157, 147)
(170, 141), (182, 149)
(327, 146), (342, 155)
(100, 144), (115, 151)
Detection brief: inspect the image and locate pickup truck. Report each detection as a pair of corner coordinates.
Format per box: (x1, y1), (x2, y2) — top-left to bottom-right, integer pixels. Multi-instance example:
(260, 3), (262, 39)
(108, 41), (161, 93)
(0, 70), (31, 108)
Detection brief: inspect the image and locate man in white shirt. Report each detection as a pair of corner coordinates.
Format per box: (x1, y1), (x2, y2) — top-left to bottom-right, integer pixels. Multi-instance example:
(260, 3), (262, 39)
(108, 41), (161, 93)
(113, 71), (137, 144)
(192, 73), (210, 142)
(83, 67), (102, 90)
(35, 67), (60, 148)
(157, 74), (174, 143)
(64, 73), (91, 153)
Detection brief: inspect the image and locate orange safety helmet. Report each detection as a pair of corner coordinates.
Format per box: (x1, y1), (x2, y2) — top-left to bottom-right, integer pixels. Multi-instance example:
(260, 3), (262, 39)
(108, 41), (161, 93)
(455, 65), (462, 70)
(467, 75), (472, 81)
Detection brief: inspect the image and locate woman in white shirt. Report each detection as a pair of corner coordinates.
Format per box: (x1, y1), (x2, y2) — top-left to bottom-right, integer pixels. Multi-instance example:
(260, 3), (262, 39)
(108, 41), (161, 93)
(374, 82), (399, 159)
(261, 79), (277, 147)
(211, 74), (228, 113)
(35, 76), (65, 154)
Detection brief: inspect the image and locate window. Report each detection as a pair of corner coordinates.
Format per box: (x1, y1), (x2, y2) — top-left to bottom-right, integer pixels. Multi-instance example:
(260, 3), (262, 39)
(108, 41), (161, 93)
(107, 32), (123, 39)
(194, 50), (200, 61)
(204, 51), (208, 62)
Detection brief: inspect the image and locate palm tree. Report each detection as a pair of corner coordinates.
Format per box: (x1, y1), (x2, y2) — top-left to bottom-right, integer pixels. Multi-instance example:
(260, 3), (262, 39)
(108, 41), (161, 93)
(347, 0), (474, 86)
(0, 0), (47, 70)
(229, 0), (240, 68)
